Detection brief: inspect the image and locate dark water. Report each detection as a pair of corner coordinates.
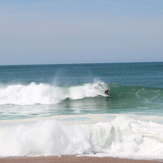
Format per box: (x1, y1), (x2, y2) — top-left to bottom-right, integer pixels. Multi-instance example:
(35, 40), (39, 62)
(1, 62), (163, 87)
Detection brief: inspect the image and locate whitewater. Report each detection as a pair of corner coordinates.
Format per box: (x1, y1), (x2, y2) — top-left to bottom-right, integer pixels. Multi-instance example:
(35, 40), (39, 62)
(1, 114), (163, 159)
(0, 63), (163, 159)
(0, 81), (107, 105)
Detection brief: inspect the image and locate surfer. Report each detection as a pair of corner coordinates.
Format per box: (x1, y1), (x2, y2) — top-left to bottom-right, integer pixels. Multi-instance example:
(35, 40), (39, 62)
(104, 89), (109, 95)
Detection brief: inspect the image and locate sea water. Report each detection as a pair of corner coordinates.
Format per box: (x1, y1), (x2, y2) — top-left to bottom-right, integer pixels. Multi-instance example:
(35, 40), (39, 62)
(0, 62), (163, 159)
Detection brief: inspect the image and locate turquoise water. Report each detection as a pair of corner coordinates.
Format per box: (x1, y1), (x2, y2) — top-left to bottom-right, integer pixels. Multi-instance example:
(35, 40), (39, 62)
(0, 62), (163, 158)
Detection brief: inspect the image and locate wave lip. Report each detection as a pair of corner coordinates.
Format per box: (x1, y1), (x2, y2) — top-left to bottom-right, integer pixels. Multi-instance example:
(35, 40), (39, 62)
(0, 81), (108, 105)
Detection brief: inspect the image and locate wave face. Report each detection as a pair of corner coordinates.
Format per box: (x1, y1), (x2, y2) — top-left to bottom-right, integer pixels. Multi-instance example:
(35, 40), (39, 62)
(0, 115), (163, 159)
(110, 84), (163, 105)
(0, 80), (108, 105)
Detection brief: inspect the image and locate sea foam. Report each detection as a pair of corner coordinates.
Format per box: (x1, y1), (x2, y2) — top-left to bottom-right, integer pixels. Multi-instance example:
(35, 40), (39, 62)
(0, 115), (163, 159)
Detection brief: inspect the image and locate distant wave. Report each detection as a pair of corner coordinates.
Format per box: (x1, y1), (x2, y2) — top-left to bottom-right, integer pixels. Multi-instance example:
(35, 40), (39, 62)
(0, 80), (108, 105)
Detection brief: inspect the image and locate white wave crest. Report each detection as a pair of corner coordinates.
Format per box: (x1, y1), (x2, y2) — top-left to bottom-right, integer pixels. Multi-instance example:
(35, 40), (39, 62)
(0, 81), (108, 105)
(0, 116), (163, 159)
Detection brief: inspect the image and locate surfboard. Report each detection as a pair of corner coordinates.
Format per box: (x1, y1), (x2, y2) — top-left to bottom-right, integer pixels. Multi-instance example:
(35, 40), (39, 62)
(103, 94), (111, 98)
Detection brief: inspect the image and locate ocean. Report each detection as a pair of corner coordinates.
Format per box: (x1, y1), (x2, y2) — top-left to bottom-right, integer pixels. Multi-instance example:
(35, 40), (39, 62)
(0, 62), (163, 159)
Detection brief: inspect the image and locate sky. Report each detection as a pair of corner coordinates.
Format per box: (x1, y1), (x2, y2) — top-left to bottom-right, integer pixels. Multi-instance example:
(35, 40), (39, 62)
(0, 0), (163, 65)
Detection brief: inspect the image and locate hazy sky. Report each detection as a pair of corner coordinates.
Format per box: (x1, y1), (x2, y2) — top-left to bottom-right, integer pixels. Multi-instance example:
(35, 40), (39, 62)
(0, 0), (163, 65)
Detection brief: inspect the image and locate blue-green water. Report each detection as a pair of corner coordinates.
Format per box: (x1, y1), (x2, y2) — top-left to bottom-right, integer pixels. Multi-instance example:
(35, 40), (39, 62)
(0, 62), (163, 158)
(0, 62), (163, 120)
(1, 62), (163, 87)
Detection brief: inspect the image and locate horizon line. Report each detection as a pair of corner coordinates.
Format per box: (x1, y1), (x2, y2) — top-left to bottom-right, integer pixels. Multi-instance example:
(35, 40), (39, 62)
(0, 61), (163, 67)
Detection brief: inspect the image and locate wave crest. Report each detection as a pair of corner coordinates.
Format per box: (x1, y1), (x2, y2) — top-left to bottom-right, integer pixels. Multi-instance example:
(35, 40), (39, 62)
(0, 80), (108, 105)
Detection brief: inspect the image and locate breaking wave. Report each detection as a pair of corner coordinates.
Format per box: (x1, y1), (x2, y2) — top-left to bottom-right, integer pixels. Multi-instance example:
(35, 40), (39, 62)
(0, 80), (108, 105)
(0, 115), (163, 159)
